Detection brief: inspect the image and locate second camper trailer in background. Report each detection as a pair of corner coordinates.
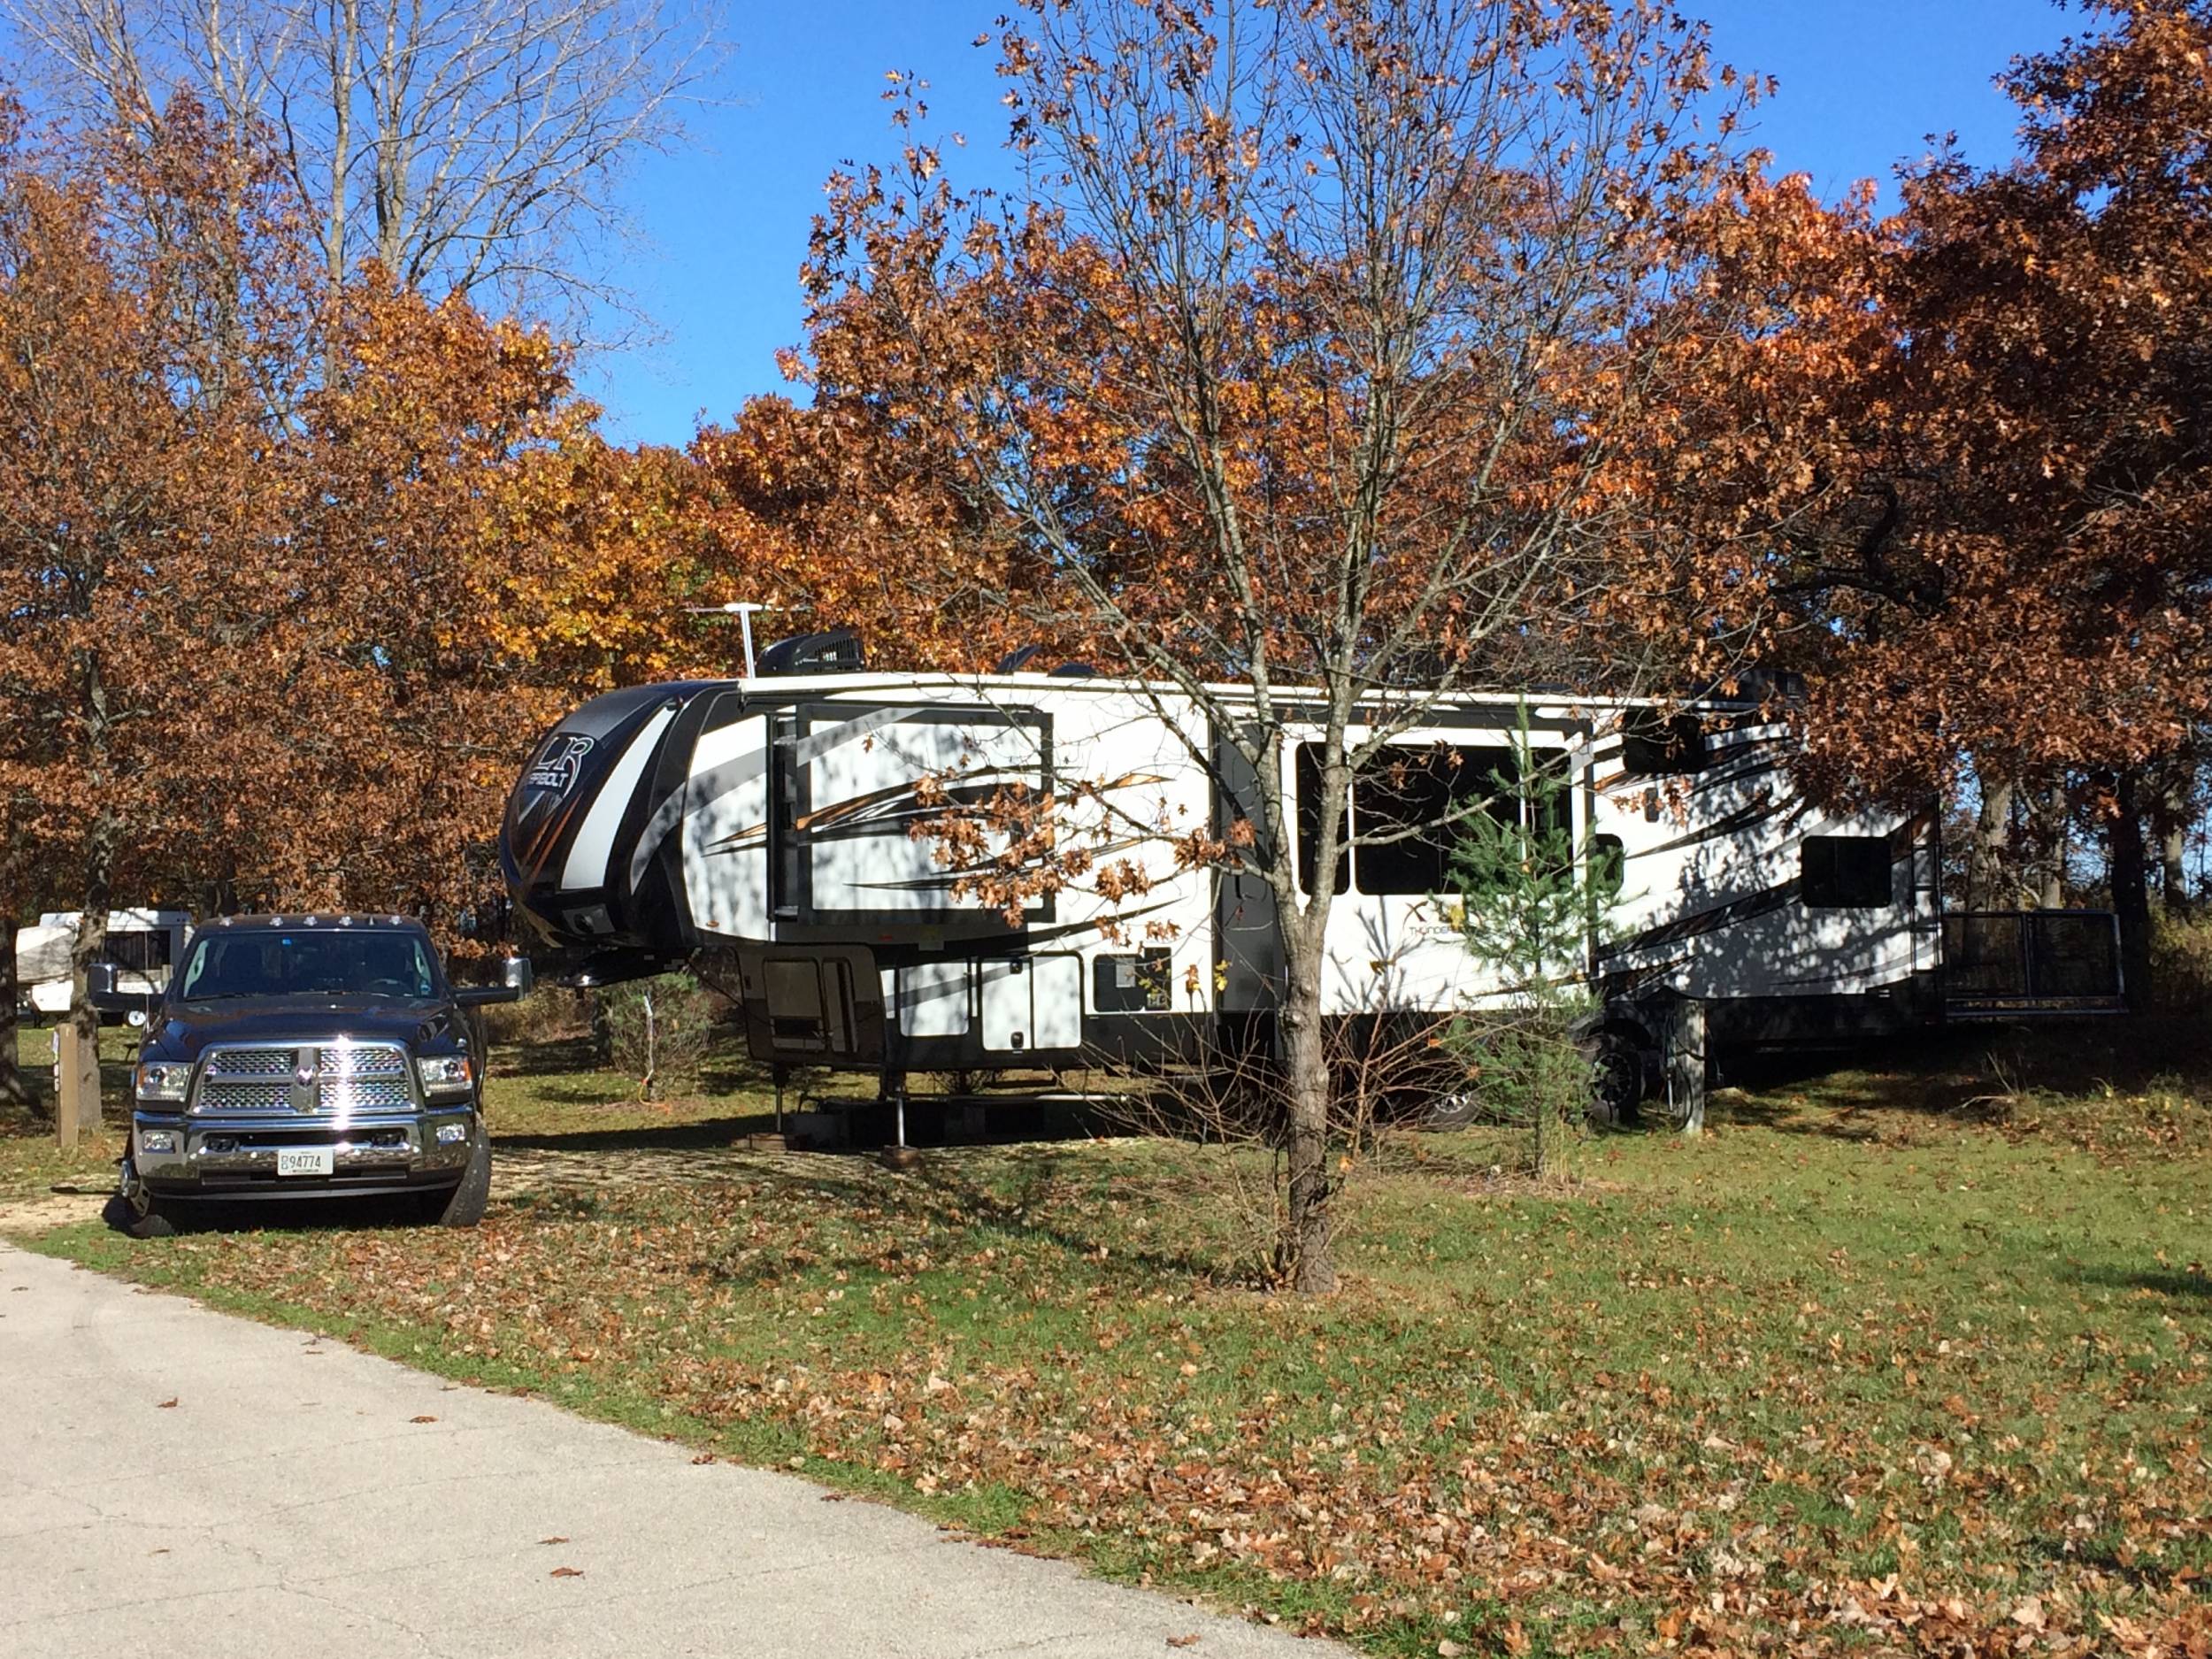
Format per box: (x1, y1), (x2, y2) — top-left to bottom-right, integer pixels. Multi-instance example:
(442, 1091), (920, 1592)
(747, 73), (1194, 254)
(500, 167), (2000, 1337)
(14, 910), (192, 1024)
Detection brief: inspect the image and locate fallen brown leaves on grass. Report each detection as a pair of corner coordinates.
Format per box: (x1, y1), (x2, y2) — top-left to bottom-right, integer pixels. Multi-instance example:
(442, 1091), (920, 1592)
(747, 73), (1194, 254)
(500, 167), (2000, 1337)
(47, 1060), (2212, 1659)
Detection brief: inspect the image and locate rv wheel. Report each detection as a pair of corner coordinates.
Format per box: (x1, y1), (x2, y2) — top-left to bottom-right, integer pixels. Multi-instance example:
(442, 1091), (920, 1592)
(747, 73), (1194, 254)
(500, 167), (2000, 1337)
(1421, 1086), (1482, 1131)
(1584, 1033), (1645, 1130)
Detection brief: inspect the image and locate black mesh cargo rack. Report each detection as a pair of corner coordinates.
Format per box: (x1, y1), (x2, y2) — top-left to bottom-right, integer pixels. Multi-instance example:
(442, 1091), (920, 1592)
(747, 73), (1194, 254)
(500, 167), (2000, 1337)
(1941, 910), (2125, 1018)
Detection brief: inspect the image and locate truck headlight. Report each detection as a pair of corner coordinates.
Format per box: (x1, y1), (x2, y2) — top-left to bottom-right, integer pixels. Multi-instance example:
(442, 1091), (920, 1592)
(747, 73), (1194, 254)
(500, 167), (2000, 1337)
(134, 1061), (190, 1103)
(416, 1056), (473, 1098)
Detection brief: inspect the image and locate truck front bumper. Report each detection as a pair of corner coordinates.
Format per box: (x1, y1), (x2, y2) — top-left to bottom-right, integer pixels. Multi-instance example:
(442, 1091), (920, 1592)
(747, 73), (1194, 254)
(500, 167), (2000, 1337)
(130, 1107), (477, 1198)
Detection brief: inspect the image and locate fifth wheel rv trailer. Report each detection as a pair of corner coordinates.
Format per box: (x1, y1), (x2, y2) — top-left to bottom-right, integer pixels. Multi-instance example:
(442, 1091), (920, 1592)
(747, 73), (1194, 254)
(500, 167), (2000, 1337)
(501, 642), (1962, 1113)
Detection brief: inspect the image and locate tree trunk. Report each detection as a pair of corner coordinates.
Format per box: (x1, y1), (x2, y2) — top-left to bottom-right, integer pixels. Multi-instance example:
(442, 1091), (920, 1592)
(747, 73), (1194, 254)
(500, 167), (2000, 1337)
(2161, 821), (2189, 916)
(0, 906), (28, 1108)
(2109, 770), (2154, 1013)
(2033, 783), (2068, 910)
(1970, 775), (2014, 910)
(1275, 970), (1337, 1294)
(67, 810), (119, 1130)
(2156, 764), (2193, 918)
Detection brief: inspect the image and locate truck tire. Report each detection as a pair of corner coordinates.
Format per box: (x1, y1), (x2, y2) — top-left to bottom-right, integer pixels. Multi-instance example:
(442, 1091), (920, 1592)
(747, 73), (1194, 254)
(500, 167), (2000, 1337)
(426, 1118), (491, 1228)
(104, 1189), (178, 1240)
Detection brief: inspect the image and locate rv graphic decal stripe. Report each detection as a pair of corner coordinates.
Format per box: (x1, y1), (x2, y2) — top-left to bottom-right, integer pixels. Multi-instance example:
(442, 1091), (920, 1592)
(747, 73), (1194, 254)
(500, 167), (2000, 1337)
(1593, 754), (1788, 797)
(1601, 877), (1799, 957)
(626, 746), (768, 892)
(787, 705), (934, 767)
(518, 787), (589, 890)
(796, 772), (1041, 834)
(702, 823), (769, 856)
(1631, 795), (1781, 860)
(560, 705), (676, 893)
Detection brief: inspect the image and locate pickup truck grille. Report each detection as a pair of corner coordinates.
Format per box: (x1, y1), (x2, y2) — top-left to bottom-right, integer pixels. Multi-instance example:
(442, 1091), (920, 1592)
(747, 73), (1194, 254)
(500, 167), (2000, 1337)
(193, 1042), (415, 1116)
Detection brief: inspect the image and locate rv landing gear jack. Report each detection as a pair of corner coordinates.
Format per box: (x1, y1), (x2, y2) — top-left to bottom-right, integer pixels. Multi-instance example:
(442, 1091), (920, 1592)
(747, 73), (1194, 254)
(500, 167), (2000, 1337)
(879, 1071), (921, 1171)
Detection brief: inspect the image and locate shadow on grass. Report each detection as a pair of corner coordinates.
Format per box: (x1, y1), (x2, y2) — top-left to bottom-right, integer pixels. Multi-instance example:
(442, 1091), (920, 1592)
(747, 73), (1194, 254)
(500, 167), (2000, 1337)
(710, 1143), (1241, 1289)
(494, 1034), (776, 1090)
(490, 1035), (602, 1078)
(1709, 1017), (2212, 1140)
(120, 1191), (437, 1235)
(2063, 1263), (2212, 1301)
(490, 1113), (780, 1154)
(511, 1078), (654, 1107)
(488, 1094), (1119, 1156)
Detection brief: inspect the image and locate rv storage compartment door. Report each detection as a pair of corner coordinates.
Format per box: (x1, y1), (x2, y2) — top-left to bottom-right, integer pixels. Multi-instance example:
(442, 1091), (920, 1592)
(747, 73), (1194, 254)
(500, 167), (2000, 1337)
(980, 960), (1029, 1051)
(895, 962), (970, 1036)
(739, 946), (886, 1064)
(1031, 955), (1082, 1050)
(978, 956), (1083, 1055)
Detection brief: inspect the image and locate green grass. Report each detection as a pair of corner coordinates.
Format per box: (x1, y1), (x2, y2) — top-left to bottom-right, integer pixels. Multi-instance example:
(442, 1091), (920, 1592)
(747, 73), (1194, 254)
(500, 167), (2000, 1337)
(19, 1019), (2212, 1655)
(1, 1025), (137, 1202)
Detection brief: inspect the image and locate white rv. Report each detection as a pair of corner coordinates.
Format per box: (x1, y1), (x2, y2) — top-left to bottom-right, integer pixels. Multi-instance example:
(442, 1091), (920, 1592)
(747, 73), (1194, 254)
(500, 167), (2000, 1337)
(500, 644), (1954, 1114)
(14, 910), (193, 1022)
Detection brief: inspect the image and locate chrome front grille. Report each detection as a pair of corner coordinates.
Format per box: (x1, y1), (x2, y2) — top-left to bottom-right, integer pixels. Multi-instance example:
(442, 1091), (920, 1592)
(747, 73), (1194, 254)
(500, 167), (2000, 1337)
(207, 1048), (294, 1078)
(320, 1077), (410, 1111)
(191, 1041), (415, 1116)
(197, 1079), (291, 1113)
(328, 1046), (407, 1079)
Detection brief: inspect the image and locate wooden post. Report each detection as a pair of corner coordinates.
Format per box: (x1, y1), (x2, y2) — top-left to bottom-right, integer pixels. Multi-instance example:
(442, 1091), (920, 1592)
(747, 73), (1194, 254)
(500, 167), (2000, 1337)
(54, 1023), (101, 1148)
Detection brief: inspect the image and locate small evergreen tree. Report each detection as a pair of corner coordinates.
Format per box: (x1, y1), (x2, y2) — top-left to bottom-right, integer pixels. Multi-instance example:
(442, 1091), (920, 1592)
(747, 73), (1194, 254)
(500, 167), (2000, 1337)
(1443, 706), (1621, 1176)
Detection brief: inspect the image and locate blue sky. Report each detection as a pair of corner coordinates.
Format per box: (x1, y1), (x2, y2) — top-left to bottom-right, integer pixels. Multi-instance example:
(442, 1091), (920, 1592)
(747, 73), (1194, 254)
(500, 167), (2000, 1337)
(588, 0), (2083, 448)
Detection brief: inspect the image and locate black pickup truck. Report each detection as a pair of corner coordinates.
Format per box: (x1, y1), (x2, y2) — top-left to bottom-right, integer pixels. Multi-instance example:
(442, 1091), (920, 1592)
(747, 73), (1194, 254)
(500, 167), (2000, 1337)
(99, 914), (531, 1237)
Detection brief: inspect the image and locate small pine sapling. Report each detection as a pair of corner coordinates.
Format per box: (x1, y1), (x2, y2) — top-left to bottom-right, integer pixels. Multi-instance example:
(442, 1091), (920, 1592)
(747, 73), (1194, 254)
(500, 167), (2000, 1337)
(1443, 706), (1622, 1175)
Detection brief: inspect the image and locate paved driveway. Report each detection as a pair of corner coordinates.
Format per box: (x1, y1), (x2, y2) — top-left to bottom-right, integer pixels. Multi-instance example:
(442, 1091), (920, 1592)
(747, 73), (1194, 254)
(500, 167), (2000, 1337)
(0, 1243), (1342, 1659)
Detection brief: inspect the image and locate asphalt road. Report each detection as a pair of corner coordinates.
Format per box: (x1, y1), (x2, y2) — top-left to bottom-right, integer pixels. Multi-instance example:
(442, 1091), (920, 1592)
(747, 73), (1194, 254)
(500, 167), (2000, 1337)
(0, 1242), (1343, 1659)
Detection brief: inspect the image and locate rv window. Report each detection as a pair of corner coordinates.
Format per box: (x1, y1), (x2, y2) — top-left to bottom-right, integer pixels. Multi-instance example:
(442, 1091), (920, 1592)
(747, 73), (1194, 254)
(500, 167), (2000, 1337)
(1353, 745), (1518, 896)
(1300, 741), (1572, 897)
(1590, 833), (1626, 900)
(1622, 710), (1709, 774)
(1294, 744), (1350, 895)
(1801, 835), (1892, 908)
(103, 929), (174, 972)
(1094, 949), (1173, 1013)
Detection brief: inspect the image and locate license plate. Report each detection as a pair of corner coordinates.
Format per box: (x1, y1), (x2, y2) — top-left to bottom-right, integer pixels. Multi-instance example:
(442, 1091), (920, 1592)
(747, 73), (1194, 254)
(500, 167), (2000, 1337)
(275, 1148), (335, 1178)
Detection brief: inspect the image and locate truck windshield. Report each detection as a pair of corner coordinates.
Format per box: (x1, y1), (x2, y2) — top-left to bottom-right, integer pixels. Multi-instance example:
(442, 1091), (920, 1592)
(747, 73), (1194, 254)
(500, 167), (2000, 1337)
(175, 931), (439, 1002)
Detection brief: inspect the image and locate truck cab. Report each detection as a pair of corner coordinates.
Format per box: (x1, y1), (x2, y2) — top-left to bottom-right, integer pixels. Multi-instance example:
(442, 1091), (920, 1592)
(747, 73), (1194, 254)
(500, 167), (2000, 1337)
(107, 914), (530, 1236)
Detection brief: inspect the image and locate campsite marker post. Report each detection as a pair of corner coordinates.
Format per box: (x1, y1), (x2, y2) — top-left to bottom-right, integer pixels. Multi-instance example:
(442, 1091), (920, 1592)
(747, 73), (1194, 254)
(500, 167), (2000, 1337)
(54, 1022), (99, 1148)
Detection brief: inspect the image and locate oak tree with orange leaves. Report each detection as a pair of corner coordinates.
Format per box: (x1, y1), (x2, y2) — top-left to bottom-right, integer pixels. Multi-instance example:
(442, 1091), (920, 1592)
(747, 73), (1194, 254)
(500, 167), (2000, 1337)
(0, 98), (727, 1094)
(1671, 0), (2212, 1007)
(0, 98), (310, 1088)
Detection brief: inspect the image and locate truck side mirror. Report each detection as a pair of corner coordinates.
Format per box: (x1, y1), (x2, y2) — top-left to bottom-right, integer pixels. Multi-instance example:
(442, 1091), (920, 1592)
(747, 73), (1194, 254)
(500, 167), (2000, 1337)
(500, 956), (535, 995)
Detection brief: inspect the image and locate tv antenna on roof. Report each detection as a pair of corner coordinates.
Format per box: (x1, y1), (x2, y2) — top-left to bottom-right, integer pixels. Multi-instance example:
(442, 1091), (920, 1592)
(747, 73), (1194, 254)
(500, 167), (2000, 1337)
(683, 601), (798, 678)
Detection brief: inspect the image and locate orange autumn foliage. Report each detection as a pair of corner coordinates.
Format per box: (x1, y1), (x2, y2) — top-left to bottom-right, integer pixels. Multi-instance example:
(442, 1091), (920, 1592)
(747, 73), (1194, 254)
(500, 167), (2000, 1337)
(0, 98), (726, 941)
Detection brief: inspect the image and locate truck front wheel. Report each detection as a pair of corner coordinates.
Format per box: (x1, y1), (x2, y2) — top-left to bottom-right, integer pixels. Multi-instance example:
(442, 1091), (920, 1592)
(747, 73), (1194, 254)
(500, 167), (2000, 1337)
(424, 1118), (491, 1228)
(105, 1168), (178, 1239)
